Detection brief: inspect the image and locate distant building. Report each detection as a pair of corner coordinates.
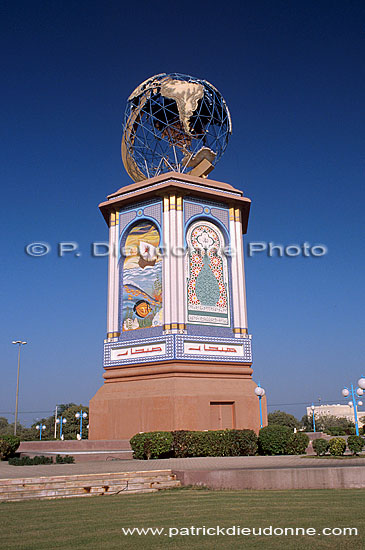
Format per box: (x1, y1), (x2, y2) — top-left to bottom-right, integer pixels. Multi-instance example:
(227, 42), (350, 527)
(307, 404), (365, 428)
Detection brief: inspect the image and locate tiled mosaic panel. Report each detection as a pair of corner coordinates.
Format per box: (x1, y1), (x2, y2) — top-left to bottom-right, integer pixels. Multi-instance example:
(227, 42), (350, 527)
(186, 221), (229, 326)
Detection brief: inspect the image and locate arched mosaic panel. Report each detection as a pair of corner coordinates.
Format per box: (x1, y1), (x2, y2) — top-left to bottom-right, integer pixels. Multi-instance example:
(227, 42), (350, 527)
(186, 220), (230, 326)
(122, 221), (163, 331)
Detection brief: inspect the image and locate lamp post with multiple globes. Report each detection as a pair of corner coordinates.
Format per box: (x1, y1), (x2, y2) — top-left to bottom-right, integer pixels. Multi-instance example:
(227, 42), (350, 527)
(75, 410), (88, 440)
(341, 377), (365, 436)
(56, 416), (67, 440)
(35, 424), (46, 440)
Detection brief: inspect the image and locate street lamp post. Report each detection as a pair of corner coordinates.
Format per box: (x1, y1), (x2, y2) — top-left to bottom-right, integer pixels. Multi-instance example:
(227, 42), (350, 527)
(311, 404), (316, 433)
(35, 424), (46, 440)
(75, 410), (88, 439)
(11, 340), (27, 436)
(341, 377), (365, 437)
(254, 383), (266, 429)
(56, 417), (67, 440)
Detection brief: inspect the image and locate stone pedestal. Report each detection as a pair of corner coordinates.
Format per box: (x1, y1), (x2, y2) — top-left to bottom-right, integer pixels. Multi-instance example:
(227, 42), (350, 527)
(89, 361), (266, 440)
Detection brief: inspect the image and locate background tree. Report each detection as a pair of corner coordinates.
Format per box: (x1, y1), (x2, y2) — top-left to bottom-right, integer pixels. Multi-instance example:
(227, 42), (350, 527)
(57, 404), (89, 440)
(0, 417), (13, 436)
(31, 403), (89, 440)
(268, 410), (300, 429)
(301, 413), (355, 434)
(301, 414), (314, 431)
(57, 403), (76, 415)
(0, 417), (28, 438)
(314, 415), (354, 434)
(0, 404), (90, 441)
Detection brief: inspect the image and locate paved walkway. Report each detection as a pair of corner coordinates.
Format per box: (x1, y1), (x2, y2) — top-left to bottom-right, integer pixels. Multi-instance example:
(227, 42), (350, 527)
(1, 455), (365, 480)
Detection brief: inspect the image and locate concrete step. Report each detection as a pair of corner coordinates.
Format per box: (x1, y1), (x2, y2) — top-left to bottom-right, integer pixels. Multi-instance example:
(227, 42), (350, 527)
(0, 475), (178, 494)
(0, 469), (171, 486)
(0, 482), (176, 499)
(0, 470), (180, 502)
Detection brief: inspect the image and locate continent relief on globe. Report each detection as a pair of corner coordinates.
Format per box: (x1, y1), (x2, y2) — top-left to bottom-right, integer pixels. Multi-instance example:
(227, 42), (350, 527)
(122, 76), (219, 182)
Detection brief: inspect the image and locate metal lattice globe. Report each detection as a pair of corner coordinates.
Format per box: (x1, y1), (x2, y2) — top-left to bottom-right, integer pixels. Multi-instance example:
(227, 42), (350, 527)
(121, 73), (232, 182)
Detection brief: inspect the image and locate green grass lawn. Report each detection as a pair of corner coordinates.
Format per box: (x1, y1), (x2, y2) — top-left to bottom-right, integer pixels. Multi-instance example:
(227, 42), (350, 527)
(0, 489), (363, 550)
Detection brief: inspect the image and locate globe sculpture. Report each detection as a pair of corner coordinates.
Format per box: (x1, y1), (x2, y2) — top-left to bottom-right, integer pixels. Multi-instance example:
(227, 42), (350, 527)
(121, 73), (232, 182)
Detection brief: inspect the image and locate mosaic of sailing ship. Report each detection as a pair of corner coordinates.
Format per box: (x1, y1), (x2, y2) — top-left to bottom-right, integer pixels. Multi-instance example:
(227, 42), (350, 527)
(122, 222), (163, 331)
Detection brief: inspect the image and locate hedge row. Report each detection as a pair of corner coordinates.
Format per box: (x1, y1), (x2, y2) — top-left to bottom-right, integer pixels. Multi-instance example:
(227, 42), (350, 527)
(313, 435), (364, 456)
(130, 426), (310, 459)
(8, 454), (75, 466)
(130, 429), (258, 460)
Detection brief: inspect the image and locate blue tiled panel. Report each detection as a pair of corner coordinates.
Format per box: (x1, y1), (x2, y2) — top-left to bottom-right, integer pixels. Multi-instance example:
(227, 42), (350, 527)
(103, 334), (252, 367)
(119, 200), (162, 235)
(175, 334), (252, 363)
(184, 197), (230, 232)
(104, 335), (174, 367)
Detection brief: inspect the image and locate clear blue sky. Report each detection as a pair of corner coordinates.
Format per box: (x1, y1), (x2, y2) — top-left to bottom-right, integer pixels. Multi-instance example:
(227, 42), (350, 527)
(1, 1), (364, 425)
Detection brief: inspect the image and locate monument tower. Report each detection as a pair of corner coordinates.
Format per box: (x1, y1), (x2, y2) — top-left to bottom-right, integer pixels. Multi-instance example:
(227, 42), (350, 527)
(89, 73), (267, 439)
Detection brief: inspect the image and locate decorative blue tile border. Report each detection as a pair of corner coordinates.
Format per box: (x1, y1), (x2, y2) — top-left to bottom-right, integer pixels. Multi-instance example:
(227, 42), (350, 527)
(119, 200), (162, 235)
(104, 335), (174, 366)
(175, 334), (252, 363)
(104, 334), (252, 366)
(184, 198), (230, 232)
(184, 195), (227, 208)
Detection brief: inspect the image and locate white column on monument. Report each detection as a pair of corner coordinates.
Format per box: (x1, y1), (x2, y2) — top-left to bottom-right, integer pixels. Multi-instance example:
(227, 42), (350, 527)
(234, 208), (248, 333)
(176, 196), (186, 329)
(107, 211), (116, 337)
(113, 211), (120, 335)
(229, 207), (242, 336)
(106, 210), (120, 338)
(169, 194), (178, 328)
(163, 196), (171, 330)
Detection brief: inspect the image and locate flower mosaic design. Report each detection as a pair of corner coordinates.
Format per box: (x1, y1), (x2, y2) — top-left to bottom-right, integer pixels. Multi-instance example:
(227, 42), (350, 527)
(186, 221), (229, 326)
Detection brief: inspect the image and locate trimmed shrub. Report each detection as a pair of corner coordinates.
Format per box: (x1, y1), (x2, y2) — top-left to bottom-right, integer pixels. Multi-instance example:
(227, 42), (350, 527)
(312, 438), (329, 456)
(0, 435), (20, 460)
(171, 430), (192, 458)
(171, 430), (257, 458)
(187, 431), (224, 457)
(229, 429), (258, 456)
(131, 429), (258, 459)
(130, 431), (173, 460)
(258, 425), (292, 455)
(8, 455), (53, 466)
(285, 432), (309, 455)
(56, 454), (75, 464)
(347, 435), (364, 455)
(328, 437), (346, 456)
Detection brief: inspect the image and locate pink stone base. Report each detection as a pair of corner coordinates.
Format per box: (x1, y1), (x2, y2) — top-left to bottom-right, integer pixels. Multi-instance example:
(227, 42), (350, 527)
(89, 369), (267, 440)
